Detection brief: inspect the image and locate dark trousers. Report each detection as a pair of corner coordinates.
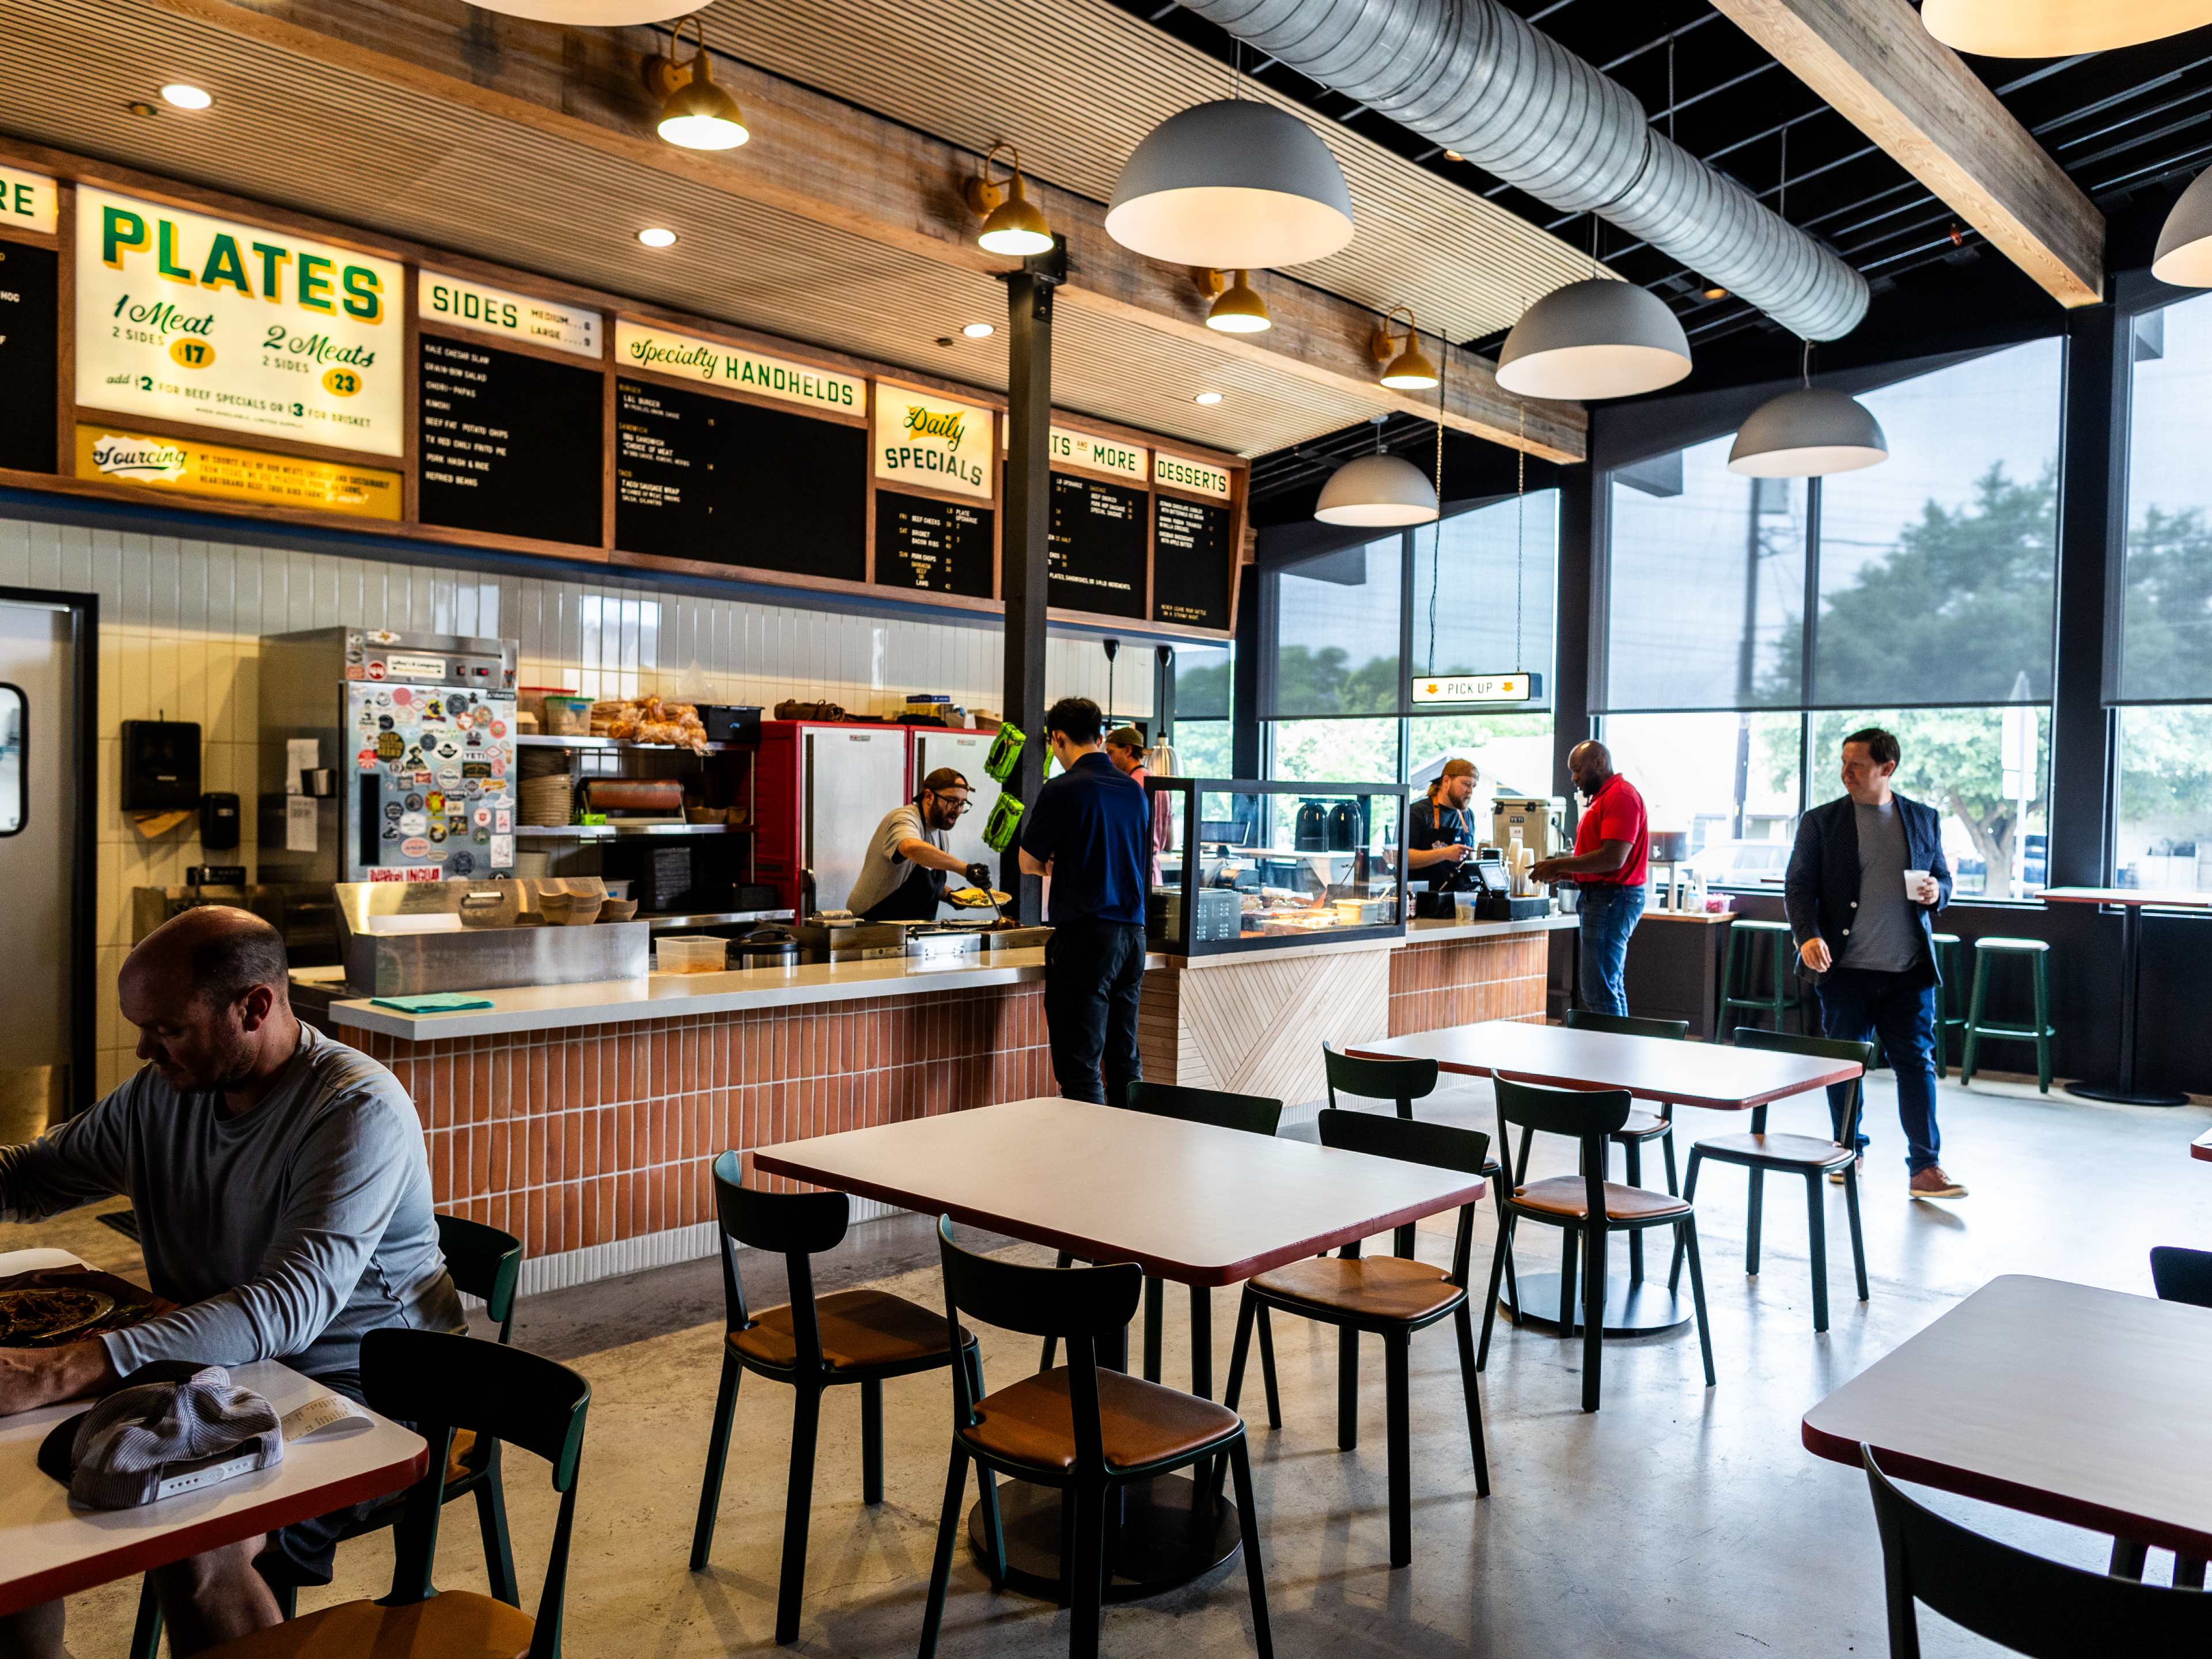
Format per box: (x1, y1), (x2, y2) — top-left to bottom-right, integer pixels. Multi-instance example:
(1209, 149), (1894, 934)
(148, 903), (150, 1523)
(1044, 918), (1146, 1104)
(1816, 965), (1942, 1175)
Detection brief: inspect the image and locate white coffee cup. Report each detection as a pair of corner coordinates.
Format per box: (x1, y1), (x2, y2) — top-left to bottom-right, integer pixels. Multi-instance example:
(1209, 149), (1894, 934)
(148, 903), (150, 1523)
(1904, 869), (1931, 902)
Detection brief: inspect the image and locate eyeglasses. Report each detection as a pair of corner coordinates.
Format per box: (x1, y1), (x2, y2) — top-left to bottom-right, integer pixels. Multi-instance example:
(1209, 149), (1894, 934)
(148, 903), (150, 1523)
(929, 792), (972, 816)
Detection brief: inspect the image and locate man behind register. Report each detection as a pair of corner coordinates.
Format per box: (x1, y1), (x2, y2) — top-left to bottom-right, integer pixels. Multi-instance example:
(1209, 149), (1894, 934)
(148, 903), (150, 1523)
(1407, 757), (1481, 893)
(845, 767), (993, 922)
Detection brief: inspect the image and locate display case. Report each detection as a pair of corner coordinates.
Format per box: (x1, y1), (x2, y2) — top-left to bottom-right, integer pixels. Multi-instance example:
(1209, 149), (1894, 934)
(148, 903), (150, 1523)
(1145, 777), (1406, 956)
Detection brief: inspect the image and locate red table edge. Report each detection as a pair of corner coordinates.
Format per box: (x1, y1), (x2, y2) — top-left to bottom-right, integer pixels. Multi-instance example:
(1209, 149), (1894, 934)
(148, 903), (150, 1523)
(2192, 1131), (2212, 1163)
(1340, 1041), (1863, 1112)
(747, 1146), (1484, 1287)
(1800, 1416), (2212, 1561)
(0, 1438), (427, 1617)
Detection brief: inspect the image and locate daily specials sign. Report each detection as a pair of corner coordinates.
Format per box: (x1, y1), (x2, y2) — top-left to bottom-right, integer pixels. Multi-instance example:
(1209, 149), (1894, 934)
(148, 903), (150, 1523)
(1050, 425), (1146, 482)
(613, 319), (862, 416)
(419, 272), (600, 361)
(874, 384), (993, 500)
(0, 163), (55, 236)
(75, 188), (404, 456)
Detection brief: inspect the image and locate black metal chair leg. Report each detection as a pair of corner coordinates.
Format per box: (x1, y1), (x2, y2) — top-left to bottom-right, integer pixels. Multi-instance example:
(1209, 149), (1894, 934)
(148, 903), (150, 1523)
(1070, 1484), (1107, 1659)
(1336, 1327), (1359, 1450)
(962, 1347), (1006, 1588)
(916, 1446), (968, 1659)
(1624, 1139), (1646, 1280)
(474, 1446), (521, 1605)
(1661, 1126), (1679, 1196)
(1256, 1304), (1282, 1428)
(860, 1377), (884, 1505)
(774, 1385), (823, 1646)
(1384, 1335), (1413, 1566)
(1452, 1300), (1490, 1496)
(1142, 1275), (1164, 1382)
(2111, 1538), (2150, 1580)
(1670, 1148), (1704, 1290)
(1224, 1289), (1256, 1413)
(1229, 1438), (1276, 1659)
(130, 1578), (163, 1659)
(1805, 1172), (1831, 1334)
(1558, 1225), (1580, 1335)
(1581, 1221), (1607, 1412)
(1746, 1166), (1766, 1275)
(1681, 1221), (1717, 1388)
(1843, 1163), (1869, 1302)
(1041, 1249), (1074, 1369)
(1490, 1173), (1520, 1315)
(274, 1584), (296, 1620)
(1190, 1283), (1214, 1399)
(1478, 1210), (1515, 1370)
(689, 1351), (742, 1571)
(2178, 1555), (2206, 1589)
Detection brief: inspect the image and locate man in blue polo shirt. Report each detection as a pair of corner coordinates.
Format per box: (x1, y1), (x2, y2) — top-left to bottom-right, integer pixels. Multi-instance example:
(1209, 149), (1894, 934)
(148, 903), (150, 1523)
(1019, 696), (1151, 1103)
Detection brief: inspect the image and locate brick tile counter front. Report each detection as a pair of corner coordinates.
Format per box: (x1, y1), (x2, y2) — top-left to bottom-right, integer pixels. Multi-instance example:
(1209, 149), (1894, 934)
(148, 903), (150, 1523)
(1388, 922), (1566, 1036)
(352, 983), (1050, 1293)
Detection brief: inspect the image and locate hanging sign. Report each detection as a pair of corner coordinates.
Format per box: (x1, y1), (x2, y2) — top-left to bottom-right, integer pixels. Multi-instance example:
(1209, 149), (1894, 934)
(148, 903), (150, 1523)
(873, 384), (994, 499)
(1050, 426), (1146, 482)
(75, 188), (404, 455)
(1411, 672), (1543, 705)
(613, 319), (861, 415)
(1153, 452), (1232, 499)
(419, 272), (601, 359)
(0, 164), (56, 236)
(75, 426), (403, 520)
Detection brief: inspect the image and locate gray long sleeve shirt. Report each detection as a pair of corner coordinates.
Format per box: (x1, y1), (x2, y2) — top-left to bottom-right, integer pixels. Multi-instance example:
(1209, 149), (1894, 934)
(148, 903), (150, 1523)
(0, 1025), (462, 1378)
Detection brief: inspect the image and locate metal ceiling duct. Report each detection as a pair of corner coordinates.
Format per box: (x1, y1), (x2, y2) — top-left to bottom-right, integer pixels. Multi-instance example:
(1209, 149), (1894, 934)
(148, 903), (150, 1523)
(1174, 0), (1869, 342)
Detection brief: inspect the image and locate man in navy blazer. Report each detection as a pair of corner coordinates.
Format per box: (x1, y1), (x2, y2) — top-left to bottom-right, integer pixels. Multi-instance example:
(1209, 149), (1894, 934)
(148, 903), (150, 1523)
(1785, 727), (1966, 1199)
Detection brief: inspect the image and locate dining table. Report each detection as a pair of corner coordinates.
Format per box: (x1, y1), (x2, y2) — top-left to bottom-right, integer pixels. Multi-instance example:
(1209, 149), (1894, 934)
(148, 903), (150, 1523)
(1347, 1020), (1862, 1336)
(2039, 887), (2212, 1108)
(1803, 1274), (2212, 1561)
(0, 1248), (428, 1617)
(751, 1094), (1488, 1603)
(2194, 1127), (2212, 1164)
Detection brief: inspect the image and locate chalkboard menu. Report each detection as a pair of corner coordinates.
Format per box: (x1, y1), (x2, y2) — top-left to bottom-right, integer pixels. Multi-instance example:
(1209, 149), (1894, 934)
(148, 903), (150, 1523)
(417, 336), (601, 546)
(0, 240), (57, 474)
(876, 491), (994, 597)
(1049, 474), (1147, 619)
(1152, 496), (1233, 630)
(616, 378), (865, 581)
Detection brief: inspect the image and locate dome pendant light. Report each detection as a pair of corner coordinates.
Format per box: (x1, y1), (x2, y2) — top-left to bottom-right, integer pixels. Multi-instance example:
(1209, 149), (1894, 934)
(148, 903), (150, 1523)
(1316, 420), (1438, 528)
(1204, 269), (1271, 334)
(1497, 277), (1692, 401)
(1370, 306), (1440, 390)
(1108, 99), (1353, 270)
(1921, 0), (2212, 56)
(2154, 166), (2212, 287)
(473, 0), (688, 21)
(966, 142), (1055, 257)
(642, 16), (748, 151)
(1729, 346), (1887, 478)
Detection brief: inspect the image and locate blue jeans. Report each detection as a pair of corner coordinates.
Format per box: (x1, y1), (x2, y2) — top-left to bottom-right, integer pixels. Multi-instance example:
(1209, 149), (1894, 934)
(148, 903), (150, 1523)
(1575, 882), (1645, 1017)
(1816, 967), (1941, 1175)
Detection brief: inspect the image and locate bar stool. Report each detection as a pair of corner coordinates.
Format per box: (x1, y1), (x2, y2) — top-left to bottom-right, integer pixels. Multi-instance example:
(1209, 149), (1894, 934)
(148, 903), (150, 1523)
(1930, 932), (1967, 1078)
(1960, 937), (2055, 1093)
(1718, 918), (1803, 1039)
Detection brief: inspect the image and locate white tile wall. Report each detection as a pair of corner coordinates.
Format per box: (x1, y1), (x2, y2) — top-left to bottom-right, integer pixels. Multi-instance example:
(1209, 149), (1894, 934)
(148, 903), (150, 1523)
(0, 513), (1150, 1098)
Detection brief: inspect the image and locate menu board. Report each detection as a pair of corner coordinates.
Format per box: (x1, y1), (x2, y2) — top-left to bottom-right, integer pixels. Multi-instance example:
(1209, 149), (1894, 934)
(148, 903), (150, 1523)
(0, 240), (57, 474)
(416, 336), (601, 546)
(1048, 474), (1147, 619)
(615, 378), (865, 580)
(876, 491), (994, 597)
(1152, 496), (1233, 630)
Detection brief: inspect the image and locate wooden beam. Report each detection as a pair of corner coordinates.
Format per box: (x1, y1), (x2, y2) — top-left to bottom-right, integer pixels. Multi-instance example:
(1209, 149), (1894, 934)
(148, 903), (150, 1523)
(151, 0), (1584, 461)
(1710, 0), (2103, 308)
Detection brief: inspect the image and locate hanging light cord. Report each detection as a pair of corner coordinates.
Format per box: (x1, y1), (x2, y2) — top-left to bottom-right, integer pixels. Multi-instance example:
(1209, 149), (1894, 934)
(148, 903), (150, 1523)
(1426, 338), (1448, 673)
(1515, 401), (1527, 673)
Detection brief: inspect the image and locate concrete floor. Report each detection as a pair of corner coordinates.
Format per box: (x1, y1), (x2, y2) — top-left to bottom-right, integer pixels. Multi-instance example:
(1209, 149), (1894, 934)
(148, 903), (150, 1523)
(13, 1065), (2212, 1658)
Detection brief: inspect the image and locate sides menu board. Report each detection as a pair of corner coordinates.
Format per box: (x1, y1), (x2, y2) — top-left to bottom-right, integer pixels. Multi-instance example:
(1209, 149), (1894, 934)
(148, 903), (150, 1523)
(416, 336), (601, 546)
(1152, 496), (1233, 630)
(0, 240), (58, 473)
(615, 378), (865, 581)
(1048, 474), (1146, 619)
(876, 491), (994, 597)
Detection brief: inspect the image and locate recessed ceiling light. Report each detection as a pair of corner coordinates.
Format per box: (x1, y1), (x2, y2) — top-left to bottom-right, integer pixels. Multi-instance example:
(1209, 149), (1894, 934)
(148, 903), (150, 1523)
(637, 226), (679, 248)
(961, 321), (996, 339)
(1194, 391), (1224, 406)
(160, 83), (213, 110)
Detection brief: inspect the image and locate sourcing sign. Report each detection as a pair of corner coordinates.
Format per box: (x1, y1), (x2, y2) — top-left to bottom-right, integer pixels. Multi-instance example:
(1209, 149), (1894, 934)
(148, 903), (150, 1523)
(873, 385), (994, 500)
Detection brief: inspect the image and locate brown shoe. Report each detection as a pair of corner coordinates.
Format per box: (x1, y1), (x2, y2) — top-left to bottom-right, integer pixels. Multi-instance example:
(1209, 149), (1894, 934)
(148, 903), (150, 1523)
(1828, 1154), (1863, 1184)
(1910, 1166), (1967, 1199)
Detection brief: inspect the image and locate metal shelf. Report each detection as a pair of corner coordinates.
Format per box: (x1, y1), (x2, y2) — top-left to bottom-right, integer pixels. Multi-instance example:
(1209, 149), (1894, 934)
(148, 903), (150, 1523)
(643, 908), (794, 931)
(516, 734), (748, 754)
(513, 822), (752, 838)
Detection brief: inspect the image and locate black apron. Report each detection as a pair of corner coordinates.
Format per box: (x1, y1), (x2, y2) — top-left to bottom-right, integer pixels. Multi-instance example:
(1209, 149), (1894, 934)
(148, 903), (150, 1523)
(861, 855), (945, 922)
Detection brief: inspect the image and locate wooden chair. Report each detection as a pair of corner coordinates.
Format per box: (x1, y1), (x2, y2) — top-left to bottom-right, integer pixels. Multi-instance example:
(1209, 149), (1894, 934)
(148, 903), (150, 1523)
(1862, 1445), (2212, 1656)
(1664, 1030), (1875, 1334)
(1478, 1076), (1716, 1411)
(690, 1152), (997, 1647)
(1561, 1009), (1688, 1278)
(1040, 1081), (1283, 1392)
(185, 1329), (589, 1659)
(2108, 1247), (2212, 1586)
(918, 1217), (1274, 1659)
(1219, 1109), (1491, 1568)
(130, 1215), (527, 1659)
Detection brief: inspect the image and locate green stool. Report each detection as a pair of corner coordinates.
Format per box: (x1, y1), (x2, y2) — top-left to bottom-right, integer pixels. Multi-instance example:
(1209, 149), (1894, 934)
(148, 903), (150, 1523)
(1719, 918), (1803, 1040)
(1929, 932), (1966, 1079)
(1960, 937), (2055, 1093)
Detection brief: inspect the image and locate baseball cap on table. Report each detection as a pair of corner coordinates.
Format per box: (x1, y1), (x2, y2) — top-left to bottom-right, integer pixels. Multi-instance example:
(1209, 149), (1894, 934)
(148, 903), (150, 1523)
(36, 1361), (282, 1509)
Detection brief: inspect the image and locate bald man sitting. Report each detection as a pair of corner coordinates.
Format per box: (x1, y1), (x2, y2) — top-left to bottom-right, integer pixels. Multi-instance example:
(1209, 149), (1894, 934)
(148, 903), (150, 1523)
(0, 907), (461, 1658)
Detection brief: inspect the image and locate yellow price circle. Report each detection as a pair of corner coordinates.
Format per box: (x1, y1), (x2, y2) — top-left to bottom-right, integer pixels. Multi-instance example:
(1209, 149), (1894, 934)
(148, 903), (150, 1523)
(322, 366), (363, 398)
(168, 337), (217, 370)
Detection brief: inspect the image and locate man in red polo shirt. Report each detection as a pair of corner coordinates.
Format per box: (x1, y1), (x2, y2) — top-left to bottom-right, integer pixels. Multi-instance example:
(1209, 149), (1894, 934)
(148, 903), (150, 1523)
(1532, 740), (1649, 1017)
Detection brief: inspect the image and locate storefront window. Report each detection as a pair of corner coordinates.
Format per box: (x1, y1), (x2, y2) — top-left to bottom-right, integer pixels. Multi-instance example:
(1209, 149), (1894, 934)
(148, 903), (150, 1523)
(2114, 704), (2212, 892)
(1602, 711), (1802, 886)
(1272, 537), (1401, 717)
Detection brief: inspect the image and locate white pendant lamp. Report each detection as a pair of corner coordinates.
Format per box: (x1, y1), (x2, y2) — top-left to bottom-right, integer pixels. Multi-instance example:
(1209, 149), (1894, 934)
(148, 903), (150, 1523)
(2155, 168), (2212, 287)
(1108, 99), (1354, 271)
(1496, 278), (1692, 401)
(1315, 452), (1437, 528)
(1921, 0), (2212, 56)
(471, 0), (690, 21)
(1729, 386), (1888, 478)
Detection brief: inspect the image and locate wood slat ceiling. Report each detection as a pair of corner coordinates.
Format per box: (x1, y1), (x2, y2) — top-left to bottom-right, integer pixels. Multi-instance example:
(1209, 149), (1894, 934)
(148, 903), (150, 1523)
(704, 0), (1604, 345)
(0, 0), (1420, 456)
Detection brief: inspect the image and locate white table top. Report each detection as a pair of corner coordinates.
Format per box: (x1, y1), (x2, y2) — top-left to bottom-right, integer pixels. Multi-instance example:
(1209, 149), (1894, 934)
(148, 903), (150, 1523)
(750, 1096), (1488, 1287)
(0, 1254), (426, 1616)
(1803, 1275), (2212, 1557)
(1349, 1020), (1860, 1111)
(2039, 887), (2212, 908)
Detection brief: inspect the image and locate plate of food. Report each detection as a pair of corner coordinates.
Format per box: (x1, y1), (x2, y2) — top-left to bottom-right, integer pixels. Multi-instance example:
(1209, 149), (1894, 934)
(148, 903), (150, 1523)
(0, 1269), (164, 1347)
(945, 886), (1012, 908)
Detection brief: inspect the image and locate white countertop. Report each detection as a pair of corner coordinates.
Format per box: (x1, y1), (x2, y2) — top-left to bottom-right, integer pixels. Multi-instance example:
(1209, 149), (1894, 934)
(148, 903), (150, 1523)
(1404, 912), (1581, 944)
